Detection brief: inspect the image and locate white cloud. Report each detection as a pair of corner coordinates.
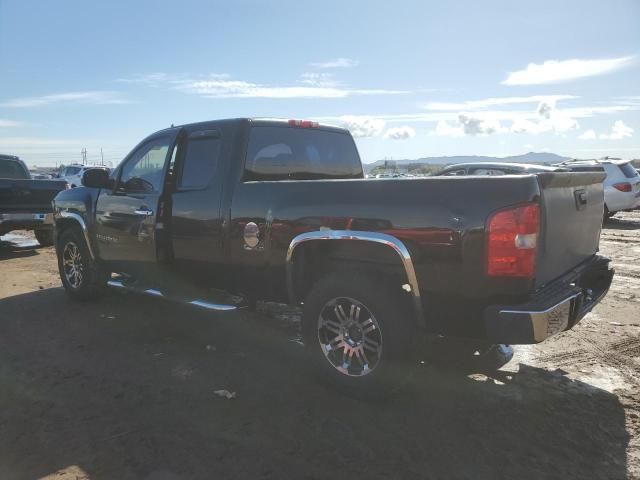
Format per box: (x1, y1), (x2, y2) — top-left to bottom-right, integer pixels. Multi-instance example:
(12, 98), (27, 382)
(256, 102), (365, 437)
(458, 115), (506, 135)
(310, 58), (358, 69)
(431, 115), (505, 137)
(172, 74), (406, 99)
(384, 126), (416, 140)
(117, 72), (180, 85)
(578, 129), (597, 140)
(502, 56), (634, 85)
(338, 116), (386, 138)
(0, 91), (130, 108)
(510, 101), (578, 134)
(299, 72), (339, 87)
(318, 98), (640, 139)
(0, 119), (25, 127)
(429, 100), (577, 137)
(424, 95), (578, 111)
(600, 120), (633, 139)
(432, 120), (463, 137)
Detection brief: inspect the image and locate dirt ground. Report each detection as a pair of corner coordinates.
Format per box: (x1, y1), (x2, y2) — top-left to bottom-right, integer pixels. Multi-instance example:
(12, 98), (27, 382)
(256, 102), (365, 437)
(1, 213), (639, 480)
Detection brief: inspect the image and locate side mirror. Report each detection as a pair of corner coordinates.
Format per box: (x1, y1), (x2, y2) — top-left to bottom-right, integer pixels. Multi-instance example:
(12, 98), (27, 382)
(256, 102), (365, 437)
(82, 169), (113, 189)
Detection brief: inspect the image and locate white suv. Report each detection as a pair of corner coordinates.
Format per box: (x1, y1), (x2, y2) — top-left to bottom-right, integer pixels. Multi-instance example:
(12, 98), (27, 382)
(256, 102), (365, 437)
(59, 165), (109, 188)
(560, 159), (640, 218)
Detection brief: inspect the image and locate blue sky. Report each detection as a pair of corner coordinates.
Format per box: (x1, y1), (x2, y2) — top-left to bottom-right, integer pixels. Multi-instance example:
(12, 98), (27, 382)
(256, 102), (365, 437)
(0, 0), (639, 167)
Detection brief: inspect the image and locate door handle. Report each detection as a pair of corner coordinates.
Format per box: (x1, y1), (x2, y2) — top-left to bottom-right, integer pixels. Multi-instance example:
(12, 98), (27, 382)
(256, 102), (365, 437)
(134, 208), (154, 216)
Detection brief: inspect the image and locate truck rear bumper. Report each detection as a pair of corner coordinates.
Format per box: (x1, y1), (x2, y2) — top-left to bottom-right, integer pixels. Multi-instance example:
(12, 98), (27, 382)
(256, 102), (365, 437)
(483, 256), (614, 344)
(0, 212), (53, 234)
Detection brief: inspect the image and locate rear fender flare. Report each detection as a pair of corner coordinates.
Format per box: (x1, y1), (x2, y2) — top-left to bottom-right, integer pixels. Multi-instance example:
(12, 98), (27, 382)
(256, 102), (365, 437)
(285, 230), (425, 328)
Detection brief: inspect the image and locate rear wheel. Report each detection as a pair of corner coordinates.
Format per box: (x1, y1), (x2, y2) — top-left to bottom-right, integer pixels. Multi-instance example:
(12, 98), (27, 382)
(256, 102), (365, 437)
(34, 228), (54, 246)
(302, 271), (414, 397)
(57, 227), (107, 300)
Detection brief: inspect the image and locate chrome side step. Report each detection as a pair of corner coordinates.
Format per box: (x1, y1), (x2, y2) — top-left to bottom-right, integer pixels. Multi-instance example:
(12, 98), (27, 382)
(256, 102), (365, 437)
(106, 279), (240, 312)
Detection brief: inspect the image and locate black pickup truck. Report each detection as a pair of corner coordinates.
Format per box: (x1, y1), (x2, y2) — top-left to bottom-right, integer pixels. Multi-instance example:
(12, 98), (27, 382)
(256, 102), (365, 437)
(0, 154), (68, 245)
(51, 118), (613, 392)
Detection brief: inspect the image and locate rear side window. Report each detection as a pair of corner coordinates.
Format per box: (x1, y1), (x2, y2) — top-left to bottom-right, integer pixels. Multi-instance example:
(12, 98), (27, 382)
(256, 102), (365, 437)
(0, 159), (30, 179)
(65, 166), (81, 175)
(244, 126), (362, 180)
(618, 163), (639, 178)
(179, 135), (220, 189)
(469, 168), (506, 176)
(441, 169), (466, 176)
(567, 165), (605, 173)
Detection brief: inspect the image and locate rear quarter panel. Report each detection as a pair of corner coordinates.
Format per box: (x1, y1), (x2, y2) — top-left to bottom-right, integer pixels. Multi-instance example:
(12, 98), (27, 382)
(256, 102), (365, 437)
(229, 175), (542, 300)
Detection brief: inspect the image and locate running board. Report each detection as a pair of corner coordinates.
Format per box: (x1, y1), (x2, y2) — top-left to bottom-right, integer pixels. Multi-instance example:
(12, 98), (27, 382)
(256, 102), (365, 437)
(106, 279), (240, 312)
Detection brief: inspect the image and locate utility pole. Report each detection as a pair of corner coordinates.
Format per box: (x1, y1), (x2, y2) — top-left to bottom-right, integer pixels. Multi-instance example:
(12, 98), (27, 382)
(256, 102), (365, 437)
(81, 148), (87, 165)
(100, 148), (104, 166)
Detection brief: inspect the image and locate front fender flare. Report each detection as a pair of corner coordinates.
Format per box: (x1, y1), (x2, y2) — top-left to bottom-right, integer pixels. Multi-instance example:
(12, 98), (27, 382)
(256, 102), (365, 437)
(54, 211), (96, 260)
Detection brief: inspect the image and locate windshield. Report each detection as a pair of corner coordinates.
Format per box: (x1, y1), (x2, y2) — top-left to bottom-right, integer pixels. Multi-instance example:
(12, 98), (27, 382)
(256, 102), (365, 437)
(244, 126), (363, 180)
(0, 158), (30, 179)
(64, 166), (82, 175)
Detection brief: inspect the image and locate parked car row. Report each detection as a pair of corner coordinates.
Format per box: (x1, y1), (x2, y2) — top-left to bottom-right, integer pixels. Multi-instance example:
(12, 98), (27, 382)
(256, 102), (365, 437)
(58, 164), (111, 188)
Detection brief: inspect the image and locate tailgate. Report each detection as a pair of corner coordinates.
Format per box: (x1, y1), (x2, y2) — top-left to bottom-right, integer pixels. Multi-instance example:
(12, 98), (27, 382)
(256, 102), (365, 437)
(0, 179), (67, 213)
(535, 172), (606, 287)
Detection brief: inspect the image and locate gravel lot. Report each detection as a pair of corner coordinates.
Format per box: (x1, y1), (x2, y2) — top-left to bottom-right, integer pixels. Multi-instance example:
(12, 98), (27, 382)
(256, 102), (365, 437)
(1, 213), (639, 480)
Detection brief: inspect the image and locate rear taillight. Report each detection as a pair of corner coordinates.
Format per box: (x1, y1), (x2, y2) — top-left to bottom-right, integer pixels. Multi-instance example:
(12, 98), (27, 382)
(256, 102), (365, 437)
(613, 182), (632, 192)
(487, 203), (539, 278)
(64, 183), (71, 190)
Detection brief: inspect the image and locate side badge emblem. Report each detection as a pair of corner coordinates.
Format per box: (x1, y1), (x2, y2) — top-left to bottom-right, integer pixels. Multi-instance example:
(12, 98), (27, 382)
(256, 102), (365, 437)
(243, 222), (260, 249)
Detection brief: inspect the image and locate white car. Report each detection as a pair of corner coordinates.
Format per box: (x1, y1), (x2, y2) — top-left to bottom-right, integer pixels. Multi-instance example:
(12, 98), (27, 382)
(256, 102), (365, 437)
(561, 159), (640, 218)
(59, 165), (109, 188)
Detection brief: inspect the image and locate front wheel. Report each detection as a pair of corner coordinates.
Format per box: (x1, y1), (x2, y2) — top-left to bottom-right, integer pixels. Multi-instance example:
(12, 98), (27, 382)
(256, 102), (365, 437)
(57, 227), (107, 300)
(302, 271), (414, 397)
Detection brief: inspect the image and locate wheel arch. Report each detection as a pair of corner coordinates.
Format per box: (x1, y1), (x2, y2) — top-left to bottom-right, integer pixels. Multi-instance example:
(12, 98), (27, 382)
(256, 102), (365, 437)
(54, 211), (96, 260)
(286, 230), (425, 328)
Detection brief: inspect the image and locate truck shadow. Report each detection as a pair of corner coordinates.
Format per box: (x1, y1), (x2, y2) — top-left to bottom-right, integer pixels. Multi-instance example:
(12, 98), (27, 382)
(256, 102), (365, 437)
(0, 239), (41, 260)
(0, 288), (630, 480)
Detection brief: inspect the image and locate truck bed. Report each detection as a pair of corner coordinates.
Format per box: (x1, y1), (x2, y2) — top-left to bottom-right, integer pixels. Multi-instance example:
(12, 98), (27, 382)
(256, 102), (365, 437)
(0, 178), (68, 214)
(231, 172), (606, 300)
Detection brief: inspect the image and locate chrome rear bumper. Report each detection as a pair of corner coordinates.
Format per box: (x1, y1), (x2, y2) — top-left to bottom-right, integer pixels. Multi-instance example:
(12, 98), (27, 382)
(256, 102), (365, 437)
(484, 256), (613, 344)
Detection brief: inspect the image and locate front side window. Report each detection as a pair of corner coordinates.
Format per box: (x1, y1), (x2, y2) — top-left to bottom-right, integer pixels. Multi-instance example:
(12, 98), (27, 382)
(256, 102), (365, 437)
(178, 135), (220, 189)
(244, 126), (362, 180)
(120, 137), (171, 193)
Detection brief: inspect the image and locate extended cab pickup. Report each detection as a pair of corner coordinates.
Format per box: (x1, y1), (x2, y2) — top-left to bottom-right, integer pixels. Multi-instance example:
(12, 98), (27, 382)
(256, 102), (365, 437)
(52, 118), (614, 392)
(1, 154), (68, 245)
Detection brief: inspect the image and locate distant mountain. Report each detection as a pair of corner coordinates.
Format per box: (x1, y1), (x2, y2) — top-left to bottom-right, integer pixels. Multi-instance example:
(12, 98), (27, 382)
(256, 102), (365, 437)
(363, 152), (571, 173)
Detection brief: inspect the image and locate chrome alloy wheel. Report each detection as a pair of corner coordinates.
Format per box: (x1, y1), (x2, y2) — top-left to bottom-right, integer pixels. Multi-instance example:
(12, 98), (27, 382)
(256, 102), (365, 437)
(317, 297), (383, 377)
(62, 241), (84, 289)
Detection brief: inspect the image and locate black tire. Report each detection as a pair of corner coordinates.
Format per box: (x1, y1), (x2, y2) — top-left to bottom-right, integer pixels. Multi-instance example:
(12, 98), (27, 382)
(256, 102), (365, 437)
(302, 271), (415, 397)
(34, 229), (54, 246)
(57, 227), (107, 301)
(604, 205), (615, 221)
